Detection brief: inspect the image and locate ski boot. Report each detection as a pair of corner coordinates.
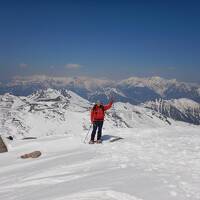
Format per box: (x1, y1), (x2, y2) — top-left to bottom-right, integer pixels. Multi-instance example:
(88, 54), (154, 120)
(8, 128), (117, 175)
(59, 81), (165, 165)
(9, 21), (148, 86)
(96, 140), (102, 144)
(89, 140), (95, 144)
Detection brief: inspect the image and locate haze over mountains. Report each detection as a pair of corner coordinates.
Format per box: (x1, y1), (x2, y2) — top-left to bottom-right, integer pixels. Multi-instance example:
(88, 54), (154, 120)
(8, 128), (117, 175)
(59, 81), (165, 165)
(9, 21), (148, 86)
(0, 75), (200, 104)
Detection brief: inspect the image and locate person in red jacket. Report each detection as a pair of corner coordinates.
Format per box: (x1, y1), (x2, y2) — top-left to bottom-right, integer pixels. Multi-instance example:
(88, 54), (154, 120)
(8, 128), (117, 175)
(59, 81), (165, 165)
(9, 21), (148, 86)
(89, 99), (113, 144)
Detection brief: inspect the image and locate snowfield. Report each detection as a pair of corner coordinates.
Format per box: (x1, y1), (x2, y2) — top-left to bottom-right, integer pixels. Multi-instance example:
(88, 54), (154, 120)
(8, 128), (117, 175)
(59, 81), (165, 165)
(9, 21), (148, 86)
(0, 89), (200, 200)
(1, 125), (200, 200)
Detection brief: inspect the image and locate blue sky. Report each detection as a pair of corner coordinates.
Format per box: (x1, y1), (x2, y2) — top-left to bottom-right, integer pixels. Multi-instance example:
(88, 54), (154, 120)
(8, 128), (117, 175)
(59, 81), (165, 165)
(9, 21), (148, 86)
(0, 0), (200, 82)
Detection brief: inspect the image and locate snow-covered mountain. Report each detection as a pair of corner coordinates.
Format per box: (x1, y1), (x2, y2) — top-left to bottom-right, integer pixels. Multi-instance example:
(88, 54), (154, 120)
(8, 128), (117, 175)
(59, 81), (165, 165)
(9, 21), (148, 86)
(0, 89), (90, 139)
(1, 89), (200, 200)
(117, 76), (200, 103)
(145, 98), (200, 125)
(0, 89), (200, 200)
(0, 88), (178, 139)
(0, 76), (200, 104)
(1, 87), (200, 141)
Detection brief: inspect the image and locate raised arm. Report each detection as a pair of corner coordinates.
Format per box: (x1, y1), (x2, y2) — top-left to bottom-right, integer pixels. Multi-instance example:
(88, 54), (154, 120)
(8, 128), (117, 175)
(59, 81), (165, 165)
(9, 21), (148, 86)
(104, 101), (113, 111)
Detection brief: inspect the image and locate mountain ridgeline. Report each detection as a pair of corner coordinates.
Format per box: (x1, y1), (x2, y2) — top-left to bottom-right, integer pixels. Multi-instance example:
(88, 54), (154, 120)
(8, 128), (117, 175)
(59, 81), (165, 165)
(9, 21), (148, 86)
(145, 98), (200, 125)
(0, 76), (200, 104)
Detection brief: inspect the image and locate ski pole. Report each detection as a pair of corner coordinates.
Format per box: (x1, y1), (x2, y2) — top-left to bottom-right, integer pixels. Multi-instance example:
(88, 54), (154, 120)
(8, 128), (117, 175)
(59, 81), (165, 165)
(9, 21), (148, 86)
(83, 124), (92, 143)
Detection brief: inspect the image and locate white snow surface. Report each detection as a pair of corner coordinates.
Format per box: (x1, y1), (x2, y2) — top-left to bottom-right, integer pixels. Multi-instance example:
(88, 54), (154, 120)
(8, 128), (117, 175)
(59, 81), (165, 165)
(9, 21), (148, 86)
(1, 126), (200, 200)
(169, 98), (200, 112)
(118, 76), (178, 96)
(118, 76), (199, 97)
(0, 89), (200, 200)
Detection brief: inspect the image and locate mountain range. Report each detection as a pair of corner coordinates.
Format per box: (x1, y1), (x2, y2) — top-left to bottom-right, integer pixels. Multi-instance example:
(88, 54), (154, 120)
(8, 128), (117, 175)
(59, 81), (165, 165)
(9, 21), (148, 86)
(0, 88), (200, 141)
(0, 88), (174, 139)
(0, 75), (200, 104)
(145, 98), (200, 125)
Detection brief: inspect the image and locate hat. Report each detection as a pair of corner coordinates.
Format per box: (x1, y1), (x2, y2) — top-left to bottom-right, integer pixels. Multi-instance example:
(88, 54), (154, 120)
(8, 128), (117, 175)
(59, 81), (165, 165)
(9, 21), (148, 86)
(96, 100), (101, 105)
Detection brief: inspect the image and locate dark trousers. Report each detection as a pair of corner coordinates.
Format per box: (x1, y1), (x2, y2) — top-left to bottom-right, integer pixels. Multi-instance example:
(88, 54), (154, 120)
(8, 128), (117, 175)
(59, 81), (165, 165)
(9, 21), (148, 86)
(91, 121), (104, 141)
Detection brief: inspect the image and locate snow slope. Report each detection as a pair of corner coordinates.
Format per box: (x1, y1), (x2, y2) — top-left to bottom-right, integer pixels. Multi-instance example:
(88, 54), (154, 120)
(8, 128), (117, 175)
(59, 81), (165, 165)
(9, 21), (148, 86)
(0, 125), (200, 200)
(0, 89), (173, 139)
(145, 98), (200, 125)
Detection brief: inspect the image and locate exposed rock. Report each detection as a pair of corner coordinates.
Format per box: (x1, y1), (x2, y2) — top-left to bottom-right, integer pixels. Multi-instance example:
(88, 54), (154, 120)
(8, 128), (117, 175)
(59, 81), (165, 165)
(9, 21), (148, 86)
(6, 136), (13, 140)
(145, 98), (200, 125)
(20, 151), (41, 159)
(0, 136), (8, 153)
(22, 137), (37, 140)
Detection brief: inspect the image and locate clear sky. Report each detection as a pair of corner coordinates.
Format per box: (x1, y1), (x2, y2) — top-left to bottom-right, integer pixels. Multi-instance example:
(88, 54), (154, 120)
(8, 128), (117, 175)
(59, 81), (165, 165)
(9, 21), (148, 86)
(0, 0), (200, 82)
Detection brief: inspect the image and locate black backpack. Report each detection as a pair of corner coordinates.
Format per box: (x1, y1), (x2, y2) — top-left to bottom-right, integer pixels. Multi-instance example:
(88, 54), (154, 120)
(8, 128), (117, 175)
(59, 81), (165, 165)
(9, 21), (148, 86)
(92, 104), (105, 112)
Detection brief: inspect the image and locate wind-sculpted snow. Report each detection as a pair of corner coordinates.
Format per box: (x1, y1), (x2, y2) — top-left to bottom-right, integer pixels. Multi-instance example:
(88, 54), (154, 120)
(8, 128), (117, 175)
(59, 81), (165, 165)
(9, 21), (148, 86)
(0, 126), (200, 200)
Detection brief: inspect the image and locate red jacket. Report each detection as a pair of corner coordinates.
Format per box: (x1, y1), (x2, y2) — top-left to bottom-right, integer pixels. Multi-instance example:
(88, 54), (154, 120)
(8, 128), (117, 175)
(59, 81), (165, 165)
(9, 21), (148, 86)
(91, 101), (113, 123)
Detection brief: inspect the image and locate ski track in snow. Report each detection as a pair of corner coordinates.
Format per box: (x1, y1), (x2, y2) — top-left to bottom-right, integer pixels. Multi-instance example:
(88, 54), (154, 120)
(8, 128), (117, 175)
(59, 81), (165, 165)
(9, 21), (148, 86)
(0, 127), (200, 200)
